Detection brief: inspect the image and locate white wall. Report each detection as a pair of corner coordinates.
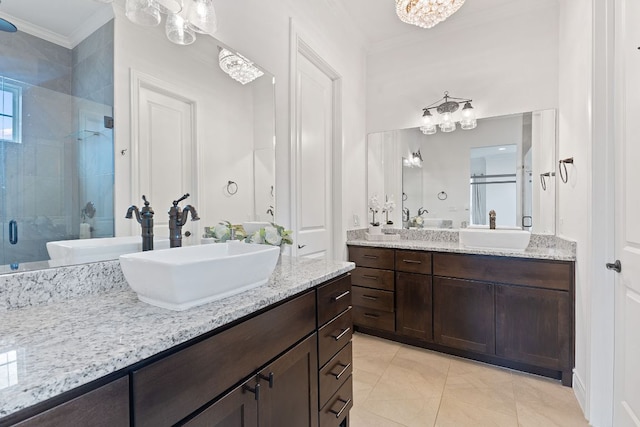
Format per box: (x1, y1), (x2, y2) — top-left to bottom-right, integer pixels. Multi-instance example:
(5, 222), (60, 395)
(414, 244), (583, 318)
(558, 0), (616, 425)
(212, 0), (368, 252)
(366, 1), (559, 134)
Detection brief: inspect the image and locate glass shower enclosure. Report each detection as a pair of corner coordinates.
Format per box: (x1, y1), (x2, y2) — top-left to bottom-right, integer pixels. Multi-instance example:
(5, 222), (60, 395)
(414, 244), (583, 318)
(0, 76), (114, 267)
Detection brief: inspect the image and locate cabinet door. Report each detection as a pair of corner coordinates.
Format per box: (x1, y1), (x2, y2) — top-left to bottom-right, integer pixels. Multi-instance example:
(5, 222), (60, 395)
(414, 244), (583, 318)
(259, 334), (319, 427)
(13, 377), (129, 427)
(396, 272), (432, 341)
(495, 284), (571, 370)
(433, 277), (495, 354)
(182, 378), (258, 427)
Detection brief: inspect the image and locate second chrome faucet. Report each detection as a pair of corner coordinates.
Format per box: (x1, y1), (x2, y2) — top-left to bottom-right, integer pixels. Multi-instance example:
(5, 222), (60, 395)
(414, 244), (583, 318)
(169, 193), (200, 248)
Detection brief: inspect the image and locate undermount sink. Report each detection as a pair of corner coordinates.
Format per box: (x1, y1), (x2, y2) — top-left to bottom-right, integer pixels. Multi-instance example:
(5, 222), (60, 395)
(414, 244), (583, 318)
(459, 227), (531, 251)
(46, 236), (170, 264)
(119, 242), (280, 311)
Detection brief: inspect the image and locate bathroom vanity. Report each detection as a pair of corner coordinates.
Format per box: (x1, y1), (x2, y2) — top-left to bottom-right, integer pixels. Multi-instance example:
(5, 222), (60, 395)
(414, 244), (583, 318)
(347, 233), (575, 386)
(0, 257), (354, 427)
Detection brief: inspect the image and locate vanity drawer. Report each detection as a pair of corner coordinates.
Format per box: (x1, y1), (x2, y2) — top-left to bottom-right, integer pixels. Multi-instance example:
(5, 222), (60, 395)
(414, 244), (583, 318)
(433, 253), (573, 291)
(352, 287), (394, 312)
(319, 342), (353, 408)
(348, 246), (395, 270)
(353, 306), (395, 332)
(317, 274), (352, 327)
(395, 250), (432, 274)
(318, 307), (352, 367)
(351, 266), (394, 290)
(319, 375), (353, 427)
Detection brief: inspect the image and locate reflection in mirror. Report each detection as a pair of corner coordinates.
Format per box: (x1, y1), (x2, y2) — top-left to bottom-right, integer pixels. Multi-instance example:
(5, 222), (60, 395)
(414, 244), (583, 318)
(0, 3), (115, 268)
(368, 110), (557, 234)
(0, 1), (276, 274)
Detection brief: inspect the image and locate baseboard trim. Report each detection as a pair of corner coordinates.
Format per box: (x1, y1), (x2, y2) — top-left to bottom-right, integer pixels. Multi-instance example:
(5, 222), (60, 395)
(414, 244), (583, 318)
(573, 369), (588, 420)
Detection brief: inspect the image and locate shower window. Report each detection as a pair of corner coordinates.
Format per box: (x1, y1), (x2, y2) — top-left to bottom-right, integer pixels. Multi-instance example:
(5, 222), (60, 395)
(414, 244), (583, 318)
(0, 80), (22, 144)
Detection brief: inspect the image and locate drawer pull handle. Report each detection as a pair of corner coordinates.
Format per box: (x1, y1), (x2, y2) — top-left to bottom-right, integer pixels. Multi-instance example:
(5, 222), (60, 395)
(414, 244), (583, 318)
(362, 295), (378, 300)
(330, 397), (352, 419)
(332, 327), (351, 341)
(332, 290), (350, 302)
(363, 313), (379, 319)
(363, 255), (378, 259)
(332, 362), (352, 380)
(402, 259), (422, 264)
(259, 372), (274, 388)
(362, 275), (379, 280)
(243, 382), (260, 401)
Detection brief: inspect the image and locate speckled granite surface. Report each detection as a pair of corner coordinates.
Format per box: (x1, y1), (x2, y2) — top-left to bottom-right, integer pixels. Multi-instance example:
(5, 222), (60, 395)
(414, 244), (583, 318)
(346, 228), (576, 261)
(0, 256), (354, 419)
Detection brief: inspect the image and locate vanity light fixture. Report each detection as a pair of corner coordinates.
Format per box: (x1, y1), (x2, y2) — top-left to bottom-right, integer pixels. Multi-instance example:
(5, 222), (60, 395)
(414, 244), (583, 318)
(218, 48), (264, 85)
(419, 91), (477, 135)
(403, 149), (423, 168)
(125, 0), (217, 46)
(395, 0), (466, 29)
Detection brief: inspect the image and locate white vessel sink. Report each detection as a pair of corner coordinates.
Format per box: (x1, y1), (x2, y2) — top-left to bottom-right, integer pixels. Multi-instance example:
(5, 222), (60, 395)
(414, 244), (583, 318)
(47, 236), (170, 264)
(119, 242), (280, 311)
(459, 228), (531, 251)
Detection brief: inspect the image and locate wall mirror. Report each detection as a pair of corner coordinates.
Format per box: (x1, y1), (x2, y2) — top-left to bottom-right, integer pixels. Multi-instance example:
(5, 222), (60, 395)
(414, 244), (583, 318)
(0, 1), (275, 274)
(367, 109), (557, 234)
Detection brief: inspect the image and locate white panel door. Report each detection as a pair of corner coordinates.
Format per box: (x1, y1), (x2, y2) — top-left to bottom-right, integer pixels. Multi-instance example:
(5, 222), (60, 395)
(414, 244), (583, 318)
(614, 0), (640, 425)
(136, 83), (197, 243)
(294, 54), (333, 259)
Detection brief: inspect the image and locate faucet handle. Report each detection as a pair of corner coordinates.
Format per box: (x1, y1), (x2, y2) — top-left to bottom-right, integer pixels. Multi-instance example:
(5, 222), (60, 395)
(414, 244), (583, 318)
(142, 195), (150, 207)
(173, 193), (190, 206)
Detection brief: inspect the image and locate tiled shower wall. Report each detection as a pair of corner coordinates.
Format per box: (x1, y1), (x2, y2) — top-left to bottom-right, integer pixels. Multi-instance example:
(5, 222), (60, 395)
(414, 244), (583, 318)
(0, 21), (114, 264)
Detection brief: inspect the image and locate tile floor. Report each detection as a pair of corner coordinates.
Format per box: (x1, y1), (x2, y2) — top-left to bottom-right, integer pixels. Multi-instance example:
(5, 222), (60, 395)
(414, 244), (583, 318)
(350, 332), (589, 427)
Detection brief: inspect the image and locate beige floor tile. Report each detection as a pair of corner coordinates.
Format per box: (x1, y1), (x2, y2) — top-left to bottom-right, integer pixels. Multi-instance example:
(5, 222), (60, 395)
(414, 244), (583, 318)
(361, 396), (440, 427)
(512, 371), (578, 407)
(349, 406), (408, 427)
(353, 368), (380, 403)
(391, 345), (452, 378)
(516, 401), (589, 427)
(436, 395), (519, 427)
(366, 371), (444, 401)
(446, 357), (514, 389)
(441, 383), (517, 417)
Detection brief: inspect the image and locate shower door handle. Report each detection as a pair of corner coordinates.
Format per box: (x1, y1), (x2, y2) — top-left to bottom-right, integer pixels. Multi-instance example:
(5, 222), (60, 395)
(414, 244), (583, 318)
(8, 220), (18, 244)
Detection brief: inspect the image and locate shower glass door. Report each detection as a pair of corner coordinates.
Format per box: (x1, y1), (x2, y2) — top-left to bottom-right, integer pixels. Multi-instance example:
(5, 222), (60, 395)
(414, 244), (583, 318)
(0, 76), (114, 268)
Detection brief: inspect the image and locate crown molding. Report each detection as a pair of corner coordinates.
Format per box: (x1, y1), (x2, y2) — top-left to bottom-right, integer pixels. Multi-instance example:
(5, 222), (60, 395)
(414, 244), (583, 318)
(0, 6), (113, 49)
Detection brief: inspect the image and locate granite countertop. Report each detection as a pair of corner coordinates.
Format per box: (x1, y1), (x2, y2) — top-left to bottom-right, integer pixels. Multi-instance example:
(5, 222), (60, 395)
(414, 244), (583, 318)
(0, 256), (355, 419)
(346, 239), (576, 261)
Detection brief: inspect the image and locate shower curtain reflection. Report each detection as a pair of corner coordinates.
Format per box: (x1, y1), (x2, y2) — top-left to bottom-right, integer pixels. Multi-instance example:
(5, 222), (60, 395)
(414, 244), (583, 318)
(0, 76), (114, 266)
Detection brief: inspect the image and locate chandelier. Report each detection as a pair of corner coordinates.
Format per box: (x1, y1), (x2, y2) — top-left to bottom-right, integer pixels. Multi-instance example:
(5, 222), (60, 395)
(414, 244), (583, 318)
(420, 91), (477, 135)
(218, 48), (264, 85)
(125, 0), (217, 46)
(395, 0), (466, 29)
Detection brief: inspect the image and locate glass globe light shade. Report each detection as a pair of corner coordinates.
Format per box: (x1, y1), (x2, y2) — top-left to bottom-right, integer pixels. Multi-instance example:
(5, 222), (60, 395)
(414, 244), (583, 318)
(126, 0), (161, 26)
(156, 0), (182, 14)
(166, 13), (196, 45)
(439, 112), (456, 133)
(420, 125), (436, 135)
(460, 102), (477, 130)
(185, 0), (217, 34)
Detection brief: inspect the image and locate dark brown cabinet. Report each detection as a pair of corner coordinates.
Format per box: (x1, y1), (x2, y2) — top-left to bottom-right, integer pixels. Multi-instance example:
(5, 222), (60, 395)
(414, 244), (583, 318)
(12, 377), (129, 427)
(433, 277), (495, 354)
(396, 272), (432, 341)
(182, 378), (259, 427)
(348, 244), (575, 386)
(495, 284), (571, 371)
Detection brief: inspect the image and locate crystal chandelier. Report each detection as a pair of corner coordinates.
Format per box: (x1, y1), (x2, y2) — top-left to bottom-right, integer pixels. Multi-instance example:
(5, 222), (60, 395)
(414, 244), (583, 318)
(125, 0), (217, 46)
(395, 0), (466, 29)
(420, 92), (477, 135)
(218, 48), (265, 85)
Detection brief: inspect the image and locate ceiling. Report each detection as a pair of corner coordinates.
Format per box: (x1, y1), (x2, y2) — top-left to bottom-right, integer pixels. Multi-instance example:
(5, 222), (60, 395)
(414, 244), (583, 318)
(0, 0), (113, 48)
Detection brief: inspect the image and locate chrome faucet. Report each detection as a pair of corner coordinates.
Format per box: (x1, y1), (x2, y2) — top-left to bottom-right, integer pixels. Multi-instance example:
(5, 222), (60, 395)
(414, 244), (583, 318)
(403, 207), (410, 222)
(126, 195), (155, 251)
(489, 210), (496, 229)
(417, 207), (429, 216)
(169, 193), (200, 248)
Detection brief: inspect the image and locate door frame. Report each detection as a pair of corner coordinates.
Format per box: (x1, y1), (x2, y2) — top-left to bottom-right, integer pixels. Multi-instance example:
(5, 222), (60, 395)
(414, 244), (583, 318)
(289, 20), (343, 259)
(129, 69), (199, 238)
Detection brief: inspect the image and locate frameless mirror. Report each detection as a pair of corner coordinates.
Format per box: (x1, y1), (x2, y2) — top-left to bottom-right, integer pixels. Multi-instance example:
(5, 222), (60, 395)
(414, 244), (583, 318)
(0, 1), (275, 273)
(368, 110), (557, 234)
